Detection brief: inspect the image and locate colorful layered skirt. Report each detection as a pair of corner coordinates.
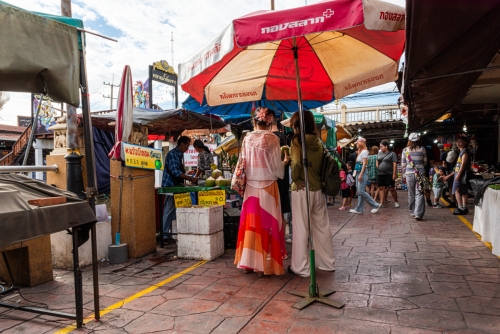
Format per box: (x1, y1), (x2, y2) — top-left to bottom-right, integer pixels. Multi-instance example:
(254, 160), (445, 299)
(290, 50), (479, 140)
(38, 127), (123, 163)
(234, 181), (286, 275)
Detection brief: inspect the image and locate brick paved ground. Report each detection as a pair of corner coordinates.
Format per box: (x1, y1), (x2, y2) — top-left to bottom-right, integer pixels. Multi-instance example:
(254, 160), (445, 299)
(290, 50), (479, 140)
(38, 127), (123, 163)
(1, 193), (499, 333)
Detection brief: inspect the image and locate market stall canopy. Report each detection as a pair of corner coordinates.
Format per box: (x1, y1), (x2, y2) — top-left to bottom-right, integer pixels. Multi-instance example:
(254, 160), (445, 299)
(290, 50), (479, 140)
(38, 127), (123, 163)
(91, 108), (230, 136)
(403, 0), (500, 130)
(0, 1), (82, 106)
(182, 91), (334, 119)
(213, 132), (248, 155)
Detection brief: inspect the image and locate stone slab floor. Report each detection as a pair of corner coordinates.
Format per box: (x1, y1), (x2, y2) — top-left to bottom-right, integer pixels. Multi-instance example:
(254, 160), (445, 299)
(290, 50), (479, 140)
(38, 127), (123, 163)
(1, 193), (499, 333)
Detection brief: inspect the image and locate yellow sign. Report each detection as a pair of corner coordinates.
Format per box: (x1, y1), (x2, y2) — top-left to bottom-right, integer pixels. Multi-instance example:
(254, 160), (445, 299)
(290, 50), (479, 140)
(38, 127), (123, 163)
(174, 193), (192, 208)
(123, 143), (163, 170)
(198, 190), (226, 206)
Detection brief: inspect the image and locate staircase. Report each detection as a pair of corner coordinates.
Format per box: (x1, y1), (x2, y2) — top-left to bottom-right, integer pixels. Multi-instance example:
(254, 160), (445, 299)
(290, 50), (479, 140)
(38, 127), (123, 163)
(0, 125), (32, 166)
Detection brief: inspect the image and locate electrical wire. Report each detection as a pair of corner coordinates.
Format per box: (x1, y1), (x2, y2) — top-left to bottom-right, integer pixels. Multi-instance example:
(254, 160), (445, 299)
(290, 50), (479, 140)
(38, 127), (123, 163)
(2, 243), (50, 309)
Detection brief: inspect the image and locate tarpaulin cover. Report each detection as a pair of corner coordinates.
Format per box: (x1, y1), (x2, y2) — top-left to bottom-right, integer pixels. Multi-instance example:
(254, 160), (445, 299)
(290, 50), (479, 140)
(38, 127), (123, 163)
(0, 1), (81, 106)
(182, 90), (334, 119)
(0, 174), (97, 247)
(403, 0), (500, 130)
(91, 108), (229, 135)
(93, 127), (115, 194)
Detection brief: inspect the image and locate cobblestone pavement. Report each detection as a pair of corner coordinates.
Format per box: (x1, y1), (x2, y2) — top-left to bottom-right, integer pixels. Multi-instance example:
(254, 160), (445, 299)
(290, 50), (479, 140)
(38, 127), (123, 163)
(1, 194), (499, 333)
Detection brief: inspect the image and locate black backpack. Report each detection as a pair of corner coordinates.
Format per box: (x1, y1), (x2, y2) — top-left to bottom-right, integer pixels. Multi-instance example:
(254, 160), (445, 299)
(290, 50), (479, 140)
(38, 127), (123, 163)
(320, 147), (341, 196)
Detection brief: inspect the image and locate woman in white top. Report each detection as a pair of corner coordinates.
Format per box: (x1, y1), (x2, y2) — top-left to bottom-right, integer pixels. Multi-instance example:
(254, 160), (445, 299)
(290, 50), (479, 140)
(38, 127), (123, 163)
(234, 107), (289, 276)
(350, 137), (381, 214)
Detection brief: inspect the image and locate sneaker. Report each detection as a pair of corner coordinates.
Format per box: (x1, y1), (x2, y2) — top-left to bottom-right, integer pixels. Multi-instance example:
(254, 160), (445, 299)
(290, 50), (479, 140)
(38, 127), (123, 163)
(350, 209), (362, 214)
(447, 202), (457, 208)
(410, 213), (415, 217)
(394, 202), (400, 208)
(371, 204), (382, 214)
(434, 204), (443, 209)
(453, 208), (465, 215)
(415, 216), (423, 221)
(426, 198), (433, 207)
(463, 207), (469, 214)
(286, 238), (292, 244)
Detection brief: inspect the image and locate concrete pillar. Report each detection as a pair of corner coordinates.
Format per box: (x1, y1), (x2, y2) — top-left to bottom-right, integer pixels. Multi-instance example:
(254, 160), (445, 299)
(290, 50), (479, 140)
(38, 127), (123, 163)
(155, 140), (163, 188)
(33, 139), (53, 181)
(341, 104), (347, 124)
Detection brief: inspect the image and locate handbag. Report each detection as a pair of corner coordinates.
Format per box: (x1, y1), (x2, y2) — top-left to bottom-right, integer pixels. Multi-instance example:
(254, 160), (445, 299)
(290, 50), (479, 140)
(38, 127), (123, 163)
(231, 157), (247, 196)
(354, 162), (362, 171)
(405, 150), (432, 194)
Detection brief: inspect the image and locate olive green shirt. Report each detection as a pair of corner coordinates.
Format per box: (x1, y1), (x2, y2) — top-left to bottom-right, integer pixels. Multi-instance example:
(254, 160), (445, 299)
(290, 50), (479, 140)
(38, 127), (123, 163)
(290, 134), (323, 191)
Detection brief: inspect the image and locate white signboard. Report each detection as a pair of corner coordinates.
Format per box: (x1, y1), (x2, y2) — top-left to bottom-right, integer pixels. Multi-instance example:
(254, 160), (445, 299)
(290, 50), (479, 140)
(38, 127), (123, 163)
(184, 144), (216, 167)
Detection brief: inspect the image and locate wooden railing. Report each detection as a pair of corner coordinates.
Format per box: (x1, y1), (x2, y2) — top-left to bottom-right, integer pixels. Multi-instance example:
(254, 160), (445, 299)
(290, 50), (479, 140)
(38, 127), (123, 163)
(0, 125), (32, 166)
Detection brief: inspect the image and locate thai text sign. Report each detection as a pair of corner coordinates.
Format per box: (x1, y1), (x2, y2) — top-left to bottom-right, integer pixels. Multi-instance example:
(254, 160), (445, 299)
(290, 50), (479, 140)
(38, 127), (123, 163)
(123, 143), (164, 170)
(198, 189), (225, 206)
(184, 144), (216, 166)
(151, 69), (178, 87)
(174, 193), (192, 208)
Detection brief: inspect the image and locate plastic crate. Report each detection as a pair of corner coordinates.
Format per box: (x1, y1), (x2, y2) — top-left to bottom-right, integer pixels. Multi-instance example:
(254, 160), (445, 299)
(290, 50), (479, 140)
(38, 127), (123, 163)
(223, 212), (240, 249)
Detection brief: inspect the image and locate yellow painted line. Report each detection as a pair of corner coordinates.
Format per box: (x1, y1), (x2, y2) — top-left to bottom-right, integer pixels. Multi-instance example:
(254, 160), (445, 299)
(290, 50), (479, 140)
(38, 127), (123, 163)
(440, 199), (496, 253)
(55, 260), (208, 334)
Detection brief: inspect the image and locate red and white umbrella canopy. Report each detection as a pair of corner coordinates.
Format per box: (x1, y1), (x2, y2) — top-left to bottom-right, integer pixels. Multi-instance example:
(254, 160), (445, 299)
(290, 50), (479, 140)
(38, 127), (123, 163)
(108, 65), (134, 161)
(179, 0), (405, 106)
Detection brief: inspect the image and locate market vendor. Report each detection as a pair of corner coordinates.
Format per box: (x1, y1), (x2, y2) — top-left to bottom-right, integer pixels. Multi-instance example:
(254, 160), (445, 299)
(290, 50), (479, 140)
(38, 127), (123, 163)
(162, 136), (198, 242)
(193, 139), (214, 178)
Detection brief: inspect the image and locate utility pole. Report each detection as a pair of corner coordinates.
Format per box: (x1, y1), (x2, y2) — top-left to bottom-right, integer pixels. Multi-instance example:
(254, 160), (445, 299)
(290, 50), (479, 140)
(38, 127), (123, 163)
(61, 0), (78, 150)
(171, 32), (175, 109)
(103, 74), (119, 110)
(271, 0), (275, 10)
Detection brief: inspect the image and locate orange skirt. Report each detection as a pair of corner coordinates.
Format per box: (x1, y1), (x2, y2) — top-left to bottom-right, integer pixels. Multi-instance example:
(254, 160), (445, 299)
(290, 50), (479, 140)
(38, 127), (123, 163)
(234, 181), (285, 275)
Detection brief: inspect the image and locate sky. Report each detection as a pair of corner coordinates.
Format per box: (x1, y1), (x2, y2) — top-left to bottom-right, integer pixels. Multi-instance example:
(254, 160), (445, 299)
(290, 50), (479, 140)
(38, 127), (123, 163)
(0, 0), (404, 126)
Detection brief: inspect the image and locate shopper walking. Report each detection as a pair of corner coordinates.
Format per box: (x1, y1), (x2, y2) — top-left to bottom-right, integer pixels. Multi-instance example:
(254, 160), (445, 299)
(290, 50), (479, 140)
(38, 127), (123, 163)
(376, 139), (399, 208)
(288, 110), (335, 277)
(401, 133), (428, 220)
(441, 147), (459, 208)
(367, 146), (379, 198)
(350, 138), (381, 214)
(444, 136), (471, 215)
(338, 162), (353, 210)
(234, 107), (288, 276)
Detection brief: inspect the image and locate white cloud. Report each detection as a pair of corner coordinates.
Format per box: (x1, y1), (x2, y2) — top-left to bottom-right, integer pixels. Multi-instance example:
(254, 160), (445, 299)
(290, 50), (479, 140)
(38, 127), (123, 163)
(1, 0), (405, 125)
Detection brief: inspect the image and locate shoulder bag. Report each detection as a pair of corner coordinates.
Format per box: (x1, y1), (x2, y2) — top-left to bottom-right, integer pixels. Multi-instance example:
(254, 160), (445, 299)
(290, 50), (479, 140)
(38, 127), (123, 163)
(405, 150), (432, 194)
(231, 157), (247, 196)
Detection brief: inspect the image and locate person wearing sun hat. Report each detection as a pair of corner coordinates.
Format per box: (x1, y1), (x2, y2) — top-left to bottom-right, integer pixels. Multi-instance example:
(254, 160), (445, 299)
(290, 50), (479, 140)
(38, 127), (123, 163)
(401, 132), (428, 220)
(349, 137), (381, 215)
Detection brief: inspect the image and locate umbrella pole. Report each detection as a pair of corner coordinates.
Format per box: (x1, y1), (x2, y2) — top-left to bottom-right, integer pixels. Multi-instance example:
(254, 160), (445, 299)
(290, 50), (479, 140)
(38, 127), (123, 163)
(116, 165), (124, 245)
(287, 38), (343, 310)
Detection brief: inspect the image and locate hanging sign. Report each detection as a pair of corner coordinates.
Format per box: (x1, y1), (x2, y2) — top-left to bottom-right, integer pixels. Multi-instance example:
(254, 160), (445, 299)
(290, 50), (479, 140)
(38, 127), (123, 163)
(122, 143), (164, 170)
(150, 60), (178, 87)
(184, 144), (217, 166)
(174, 193), (192, 208)
(198, 189), (226, 206)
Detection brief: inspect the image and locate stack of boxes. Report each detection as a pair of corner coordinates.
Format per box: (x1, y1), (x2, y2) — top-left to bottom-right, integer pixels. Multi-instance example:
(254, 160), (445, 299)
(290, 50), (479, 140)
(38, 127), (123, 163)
(176, 205), (224, 260)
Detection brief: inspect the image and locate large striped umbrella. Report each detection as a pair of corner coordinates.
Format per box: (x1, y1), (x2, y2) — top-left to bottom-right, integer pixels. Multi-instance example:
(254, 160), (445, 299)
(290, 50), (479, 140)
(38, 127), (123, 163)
(179, 0), (405, 308)
(179, 0), (405, 105)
